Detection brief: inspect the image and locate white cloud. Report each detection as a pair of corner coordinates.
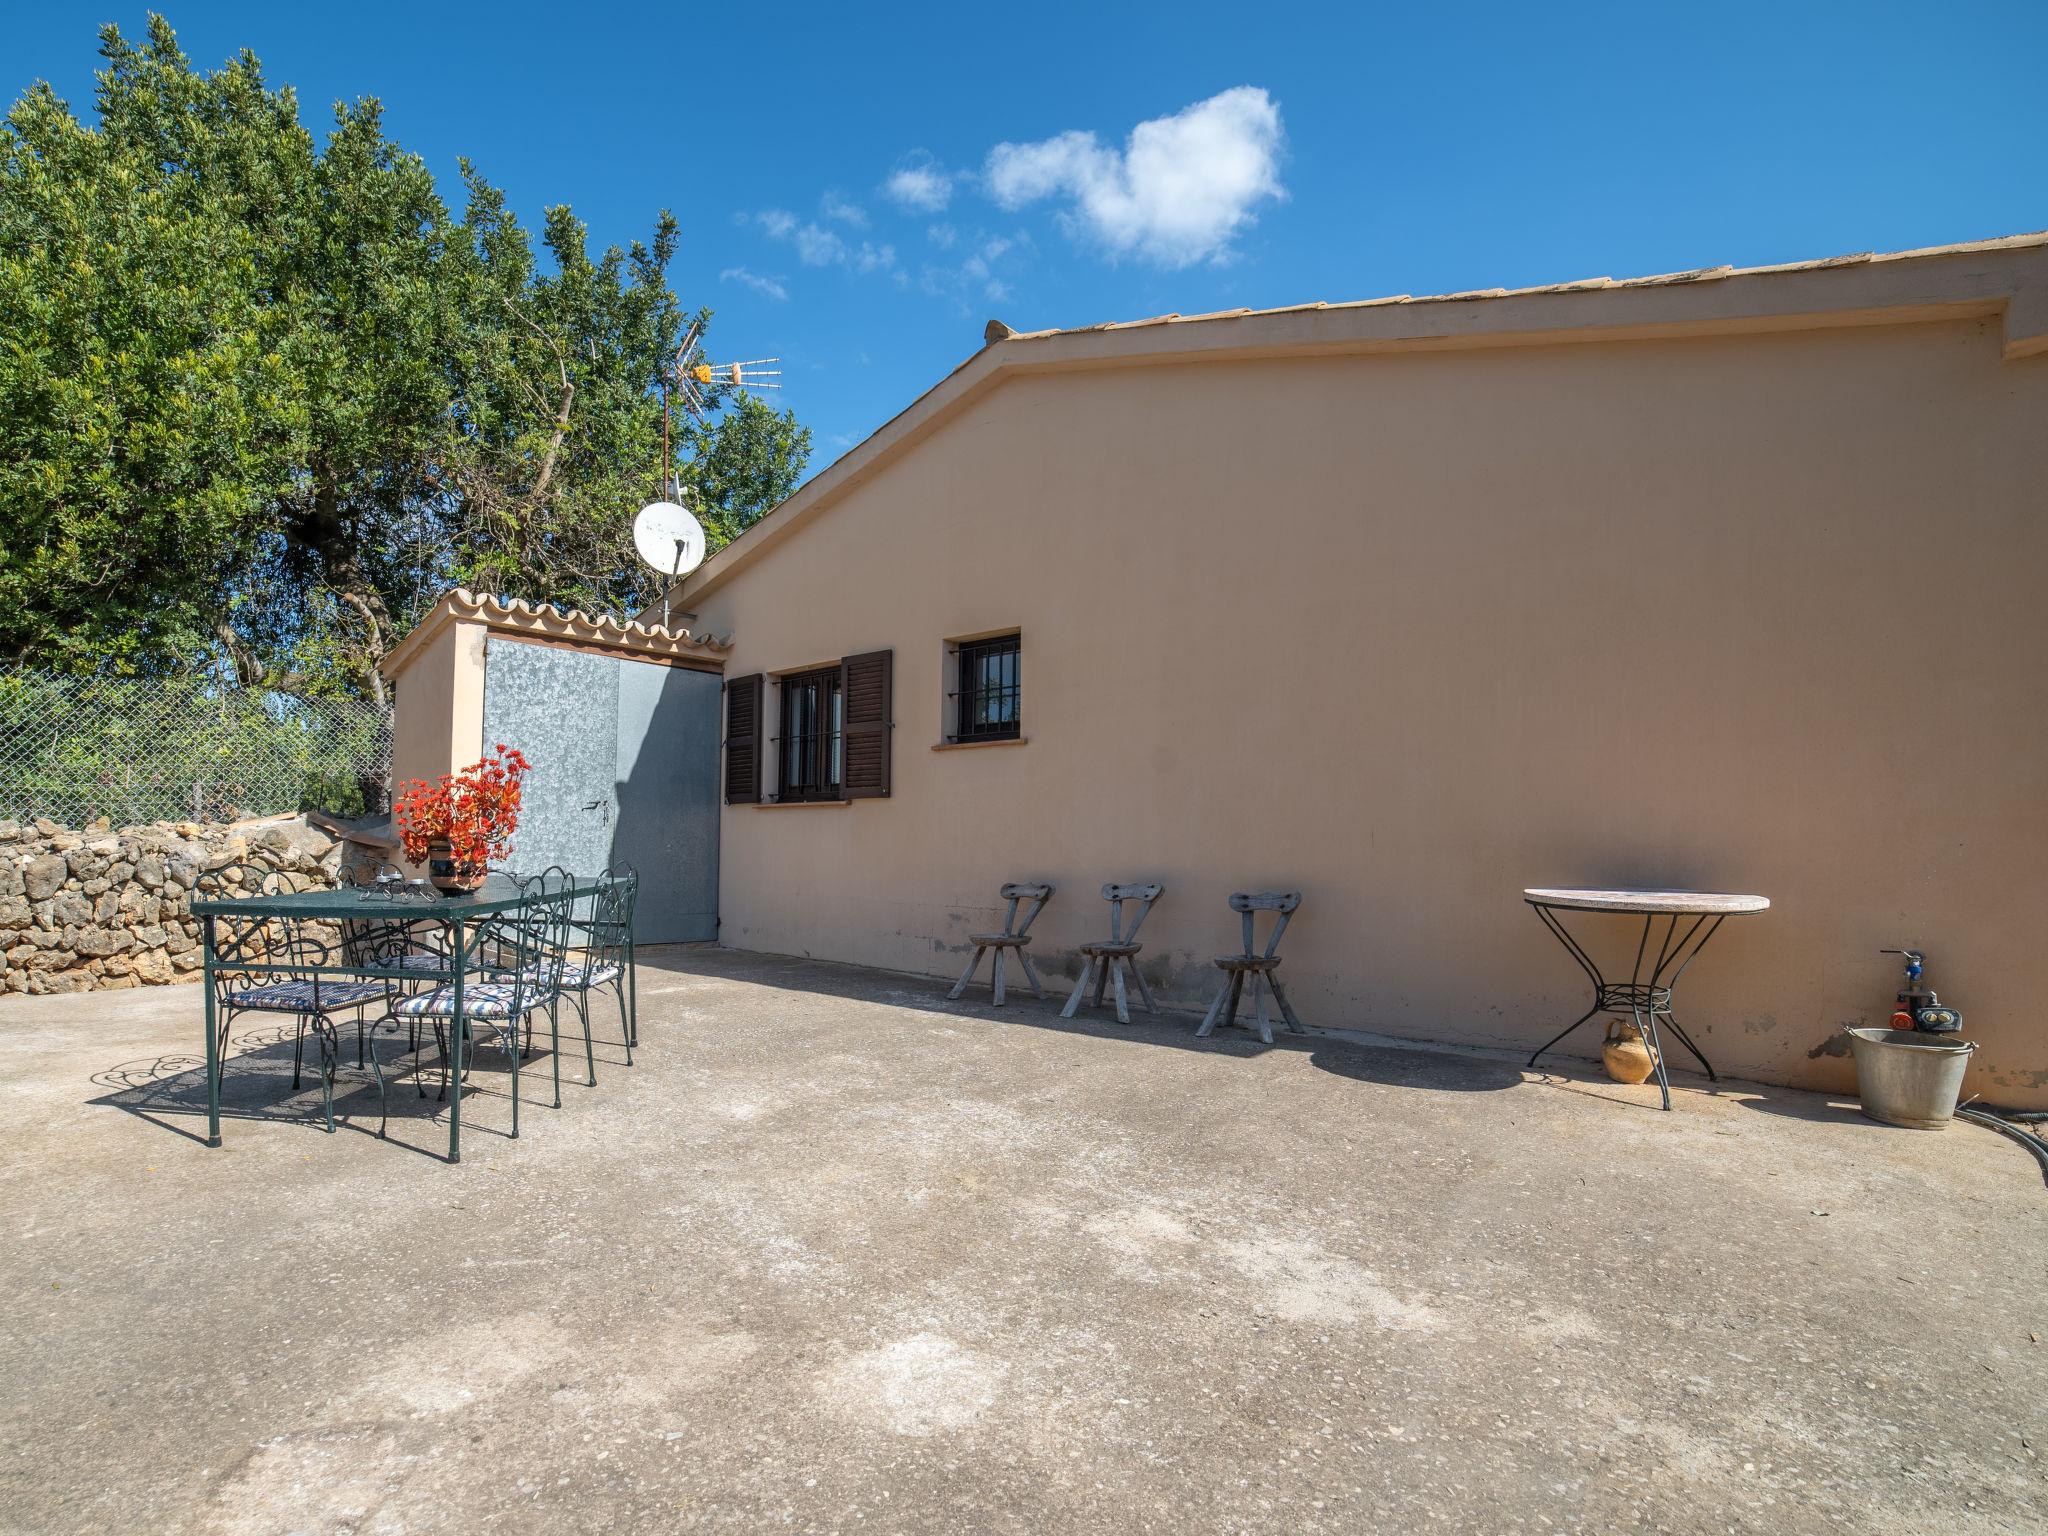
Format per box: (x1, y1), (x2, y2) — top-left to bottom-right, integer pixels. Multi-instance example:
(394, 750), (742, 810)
(926, 222), (956, 249)
(885, 153), (954, 212)
(984, 86), (1283, 267)
(920, 229), (1028, 312)
(820, 191), (868, 227)
(754, 210), (896, 275)
(720, 266), (789, 302)
(793, 223), (845, 266)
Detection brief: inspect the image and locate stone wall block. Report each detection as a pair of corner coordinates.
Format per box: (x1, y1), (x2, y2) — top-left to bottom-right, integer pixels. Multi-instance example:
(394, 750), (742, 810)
(23, 856), (67, 902)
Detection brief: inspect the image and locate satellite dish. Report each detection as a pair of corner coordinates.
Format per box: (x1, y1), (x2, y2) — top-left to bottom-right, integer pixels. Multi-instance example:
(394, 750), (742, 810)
(633, 501), (706, 579)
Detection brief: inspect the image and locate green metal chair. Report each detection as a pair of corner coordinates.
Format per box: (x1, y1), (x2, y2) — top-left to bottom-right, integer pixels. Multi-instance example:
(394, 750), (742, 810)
(561, 865), (638, 1064)
(391, 882), (573, 1137)
(198, 862), (392, 1136)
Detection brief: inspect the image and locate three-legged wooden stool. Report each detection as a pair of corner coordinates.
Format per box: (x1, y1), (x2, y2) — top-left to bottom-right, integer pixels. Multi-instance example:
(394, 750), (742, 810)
(1062, 882), (1162, 1024)
(1196, 891), (1305, 1044)
(948, 882), (1054, 1006)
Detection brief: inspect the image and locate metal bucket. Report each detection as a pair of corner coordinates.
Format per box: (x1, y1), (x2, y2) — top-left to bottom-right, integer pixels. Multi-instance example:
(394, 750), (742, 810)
(1847, 1028), (1978, 1129)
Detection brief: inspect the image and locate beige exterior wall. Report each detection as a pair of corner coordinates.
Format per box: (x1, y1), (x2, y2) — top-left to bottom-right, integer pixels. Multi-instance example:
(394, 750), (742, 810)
(690, 315), (2048, 1107)
(387, 617), (486, 811)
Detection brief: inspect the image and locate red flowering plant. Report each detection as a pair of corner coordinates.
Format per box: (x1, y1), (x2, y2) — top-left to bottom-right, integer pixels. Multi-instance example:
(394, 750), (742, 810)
(394, 744), (532, 874)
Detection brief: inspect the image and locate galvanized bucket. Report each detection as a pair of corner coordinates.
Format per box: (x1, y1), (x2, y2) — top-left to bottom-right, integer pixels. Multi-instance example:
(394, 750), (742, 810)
(1847, 1028), (1978, 1129)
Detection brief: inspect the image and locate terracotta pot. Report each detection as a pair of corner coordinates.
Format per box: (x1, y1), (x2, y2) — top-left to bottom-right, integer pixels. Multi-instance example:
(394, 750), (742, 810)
(425, 839), (486, 895)
(1602, 1017), (1658, 1085)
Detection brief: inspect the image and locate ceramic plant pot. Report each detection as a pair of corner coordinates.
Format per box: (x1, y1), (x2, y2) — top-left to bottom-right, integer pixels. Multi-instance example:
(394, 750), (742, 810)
(1602, 1017), (1658, 1085)
(426, 839), (486, 895)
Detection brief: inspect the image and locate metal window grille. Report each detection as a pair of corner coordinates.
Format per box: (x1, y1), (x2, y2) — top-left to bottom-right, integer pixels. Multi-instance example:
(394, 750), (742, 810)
(953, 635), (1020, 742)
(774, 668), (843, 801)
(0, 672), (392, 828)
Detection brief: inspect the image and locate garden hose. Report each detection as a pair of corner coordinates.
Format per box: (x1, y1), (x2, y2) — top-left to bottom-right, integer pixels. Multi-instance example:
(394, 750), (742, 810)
(1955, 1106), (2048, 1186)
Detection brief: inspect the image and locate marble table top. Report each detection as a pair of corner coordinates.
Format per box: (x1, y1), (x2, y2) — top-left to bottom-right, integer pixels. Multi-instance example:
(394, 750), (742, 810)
(1522, 888), (1771, 915)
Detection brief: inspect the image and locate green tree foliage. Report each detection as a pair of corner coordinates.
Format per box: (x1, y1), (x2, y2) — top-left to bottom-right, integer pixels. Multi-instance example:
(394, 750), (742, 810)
(685, 394), (816, 547)
(0, 15), (809, 700)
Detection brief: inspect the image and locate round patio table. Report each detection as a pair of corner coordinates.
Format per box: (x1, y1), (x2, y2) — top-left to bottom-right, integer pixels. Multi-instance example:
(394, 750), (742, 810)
(1523, 888), (1770, 1110)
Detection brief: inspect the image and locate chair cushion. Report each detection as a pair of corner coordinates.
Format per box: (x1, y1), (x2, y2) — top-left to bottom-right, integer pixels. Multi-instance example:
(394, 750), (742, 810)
(480, 962), (619, 989)
(391, 952), (450, 972)
(968, 933), (1033, 946)
(225, 980), (387, 1013)
(1078, 941), (1143, 956)
(393, 982), (529, 1019)
(1214, 955), (1282, 971)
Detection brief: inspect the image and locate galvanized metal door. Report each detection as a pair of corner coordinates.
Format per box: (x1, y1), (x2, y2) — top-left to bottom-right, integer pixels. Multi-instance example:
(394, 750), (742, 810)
(482, 642), (619, 880)
(613, 662), (719, 943)
(480, 639), (720, 943)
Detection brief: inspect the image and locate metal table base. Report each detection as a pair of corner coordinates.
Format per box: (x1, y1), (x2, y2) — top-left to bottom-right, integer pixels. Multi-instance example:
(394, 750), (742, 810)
(1523, 889), (1768, 1111)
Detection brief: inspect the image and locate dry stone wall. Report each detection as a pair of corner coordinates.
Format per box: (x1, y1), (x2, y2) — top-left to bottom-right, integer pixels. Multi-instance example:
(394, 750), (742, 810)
(0, 815), (342, 995)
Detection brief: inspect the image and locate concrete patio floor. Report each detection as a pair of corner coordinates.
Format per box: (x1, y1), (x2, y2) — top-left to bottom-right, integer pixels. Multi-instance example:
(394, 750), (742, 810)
(1, 947), (2043, 1535)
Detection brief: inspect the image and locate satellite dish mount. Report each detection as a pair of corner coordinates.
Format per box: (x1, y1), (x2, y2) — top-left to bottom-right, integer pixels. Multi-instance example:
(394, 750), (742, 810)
(633, 501), (707, 630)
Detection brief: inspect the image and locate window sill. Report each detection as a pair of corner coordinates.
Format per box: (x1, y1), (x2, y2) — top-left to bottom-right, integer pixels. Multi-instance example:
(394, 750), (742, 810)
(751, 798), (852, 808)
(932, 736), (1030, 752)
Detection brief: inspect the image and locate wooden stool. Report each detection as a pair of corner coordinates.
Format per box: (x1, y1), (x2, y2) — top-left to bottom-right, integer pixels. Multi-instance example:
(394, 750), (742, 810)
(1196, 891), (1305, 1044)
(948, 882), (1054, 1006)
(1062, 882), (1162, 1025)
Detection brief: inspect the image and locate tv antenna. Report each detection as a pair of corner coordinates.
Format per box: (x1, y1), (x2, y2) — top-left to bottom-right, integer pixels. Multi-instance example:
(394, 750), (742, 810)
(641, 318), (782, 627)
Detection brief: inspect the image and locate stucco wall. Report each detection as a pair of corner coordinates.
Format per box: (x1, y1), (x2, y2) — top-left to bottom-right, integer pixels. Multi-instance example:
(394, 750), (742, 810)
(388, 619), (486, 799)
(691, 316), (2048, 1107)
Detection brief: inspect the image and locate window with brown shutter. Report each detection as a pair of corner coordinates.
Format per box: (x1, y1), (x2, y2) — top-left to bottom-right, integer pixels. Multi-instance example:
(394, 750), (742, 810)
(839, 649), (893, 798)
(774, 666), (843, 802)
(723, 673), (763, 804)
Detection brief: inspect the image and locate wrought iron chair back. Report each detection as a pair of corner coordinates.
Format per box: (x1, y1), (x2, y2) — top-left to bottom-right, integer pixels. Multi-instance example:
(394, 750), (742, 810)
(335, 862), (408, 969)
(582, 866), (638, 978)
(511, 865), (575, 897)
(474, 892), (571, 1015)
(196, 862), (323, 976)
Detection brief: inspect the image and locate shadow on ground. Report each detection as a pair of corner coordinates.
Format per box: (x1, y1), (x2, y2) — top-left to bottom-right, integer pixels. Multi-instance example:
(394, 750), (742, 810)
(88, 1012), (631, 1163)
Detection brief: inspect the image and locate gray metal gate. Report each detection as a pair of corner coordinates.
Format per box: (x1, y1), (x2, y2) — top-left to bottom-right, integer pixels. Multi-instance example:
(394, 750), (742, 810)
(480, 639), (720, 943)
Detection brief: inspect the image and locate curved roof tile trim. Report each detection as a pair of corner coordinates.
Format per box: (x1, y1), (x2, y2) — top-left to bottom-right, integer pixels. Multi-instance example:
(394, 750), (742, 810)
(381, 587), (730, 680)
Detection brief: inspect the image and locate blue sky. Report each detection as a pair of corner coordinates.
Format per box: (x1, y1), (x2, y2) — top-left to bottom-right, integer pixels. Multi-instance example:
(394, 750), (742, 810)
(13, 1), (2047, 472)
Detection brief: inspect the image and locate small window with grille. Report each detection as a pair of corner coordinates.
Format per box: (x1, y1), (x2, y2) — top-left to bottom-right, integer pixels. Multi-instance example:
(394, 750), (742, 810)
(951, 633), (1021, 743)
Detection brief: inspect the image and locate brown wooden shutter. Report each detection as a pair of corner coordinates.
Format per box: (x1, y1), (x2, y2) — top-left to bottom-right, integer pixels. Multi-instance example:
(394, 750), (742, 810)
(839, 649), (893, 799)
(723, 673), (763, 804)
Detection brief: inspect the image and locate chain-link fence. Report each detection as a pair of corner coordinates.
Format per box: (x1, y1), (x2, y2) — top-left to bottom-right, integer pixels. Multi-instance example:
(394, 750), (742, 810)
(0, 672), (391, 829)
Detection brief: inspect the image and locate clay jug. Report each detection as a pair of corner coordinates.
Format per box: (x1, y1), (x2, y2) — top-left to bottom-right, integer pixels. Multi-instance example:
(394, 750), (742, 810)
(1602, 1016), (1657, 1085)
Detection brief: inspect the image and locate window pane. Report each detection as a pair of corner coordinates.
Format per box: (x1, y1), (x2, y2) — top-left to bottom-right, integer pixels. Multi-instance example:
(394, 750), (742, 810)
(957, 636), (1020, 740)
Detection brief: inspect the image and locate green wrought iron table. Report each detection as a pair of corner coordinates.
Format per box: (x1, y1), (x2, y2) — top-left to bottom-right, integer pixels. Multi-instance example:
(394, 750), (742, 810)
(192, 874), (598, 1163)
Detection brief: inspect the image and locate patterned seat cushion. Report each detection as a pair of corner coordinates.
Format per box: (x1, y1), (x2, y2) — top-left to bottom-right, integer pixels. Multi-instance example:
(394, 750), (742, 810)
(225, 980), (387, 1012)
(393, 982), (526, 1019)
(390, 952), (450, 972)
(480, 963), (619, 989)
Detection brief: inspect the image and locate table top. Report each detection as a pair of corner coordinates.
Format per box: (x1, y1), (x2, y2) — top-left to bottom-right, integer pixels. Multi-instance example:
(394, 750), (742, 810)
(1523, 887), (1770, 916)
(191, 872), (597, 920)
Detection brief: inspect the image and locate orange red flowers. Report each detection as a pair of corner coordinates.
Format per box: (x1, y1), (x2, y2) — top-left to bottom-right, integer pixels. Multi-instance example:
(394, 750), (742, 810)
(394, 744), (531, 871)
